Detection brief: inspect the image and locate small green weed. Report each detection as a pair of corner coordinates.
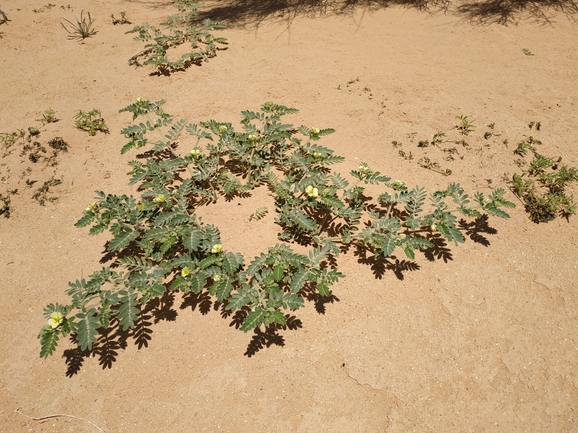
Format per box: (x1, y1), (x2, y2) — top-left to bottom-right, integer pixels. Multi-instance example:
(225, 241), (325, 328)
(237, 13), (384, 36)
(61, 10), (96, 41)
(74, 109), (109, 135)
(111, 12), (131, 25)
(512, 152), (578, 223)
(510, 122), (577, 222)
(32, 177), (63, 206)
(127, 0), (227, 74)
(456, 115), (475, 136)
(38, 108), (58, 125)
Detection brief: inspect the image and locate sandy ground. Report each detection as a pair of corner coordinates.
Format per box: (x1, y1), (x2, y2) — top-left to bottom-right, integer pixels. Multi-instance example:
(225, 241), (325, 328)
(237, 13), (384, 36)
(1, 0), (578, 431)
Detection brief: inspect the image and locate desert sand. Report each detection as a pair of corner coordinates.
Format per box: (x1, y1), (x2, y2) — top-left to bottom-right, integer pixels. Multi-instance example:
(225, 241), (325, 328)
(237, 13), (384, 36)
(1, 0), (578, 431)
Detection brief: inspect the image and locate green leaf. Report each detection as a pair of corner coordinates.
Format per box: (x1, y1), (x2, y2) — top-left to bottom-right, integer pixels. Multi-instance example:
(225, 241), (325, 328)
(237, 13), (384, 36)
(290, 269), (310, 293)
(403, 246), (415, 260)
(317, 283), (330, 297)
(190, 273), (206, 294)
(223, 252), (243, 274)
(108, 229), (140, 252)
(39, 327), (60, 359)
(181, 226), (203, 253)
(283, 293), (305, 310)
(438, 223), (465, 244)
(265, 310), (286, 326)
(321, 195), (344, 209)
(273, 264), (285, 282)
(226, 291), (252, 312)
(117, 290), (139, 331)
(380, 234), (396, 257)
(285, 209), (317, 232)
(240, 309), (265, 332)
(75, 211), (96, 228)
(75, 310), (100, 351)
(215, 277), (233, 302)
(200, 255), (219, 269)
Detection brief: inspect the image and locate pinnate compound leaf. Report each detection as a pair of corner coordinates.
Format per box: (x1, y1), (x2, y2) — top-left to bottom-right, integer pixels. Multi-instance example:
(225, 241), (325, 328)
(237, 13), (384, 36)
(273, 264), (285, 282)
(380, 234), (396, 257)
(403, 246), (415, 260)
(215, 277), (233, 302)
(190, 273), (206, 294)
(39, 327), (60, 359)
(182, 226), (203, 253)
(438, 223), (465, 244)
(75, 309), (100, 351)
(265, 310), (286, 326)
(317, 283), (331, 297)
(226, 291), (252, 312)
(290, 268), (310, 293)
(117, 290), (140, 331)
(286, 209), (317, 232)
(223, 252), (243, 275)
(240, 309), (265, 332)
(75, 212), (96, 228)
(200, 255), (219, 269)
(321, 195), (344, 209)
(249, 206), (268, 221)
(283, 293), (305, 310)
(108, 229), (140, 252)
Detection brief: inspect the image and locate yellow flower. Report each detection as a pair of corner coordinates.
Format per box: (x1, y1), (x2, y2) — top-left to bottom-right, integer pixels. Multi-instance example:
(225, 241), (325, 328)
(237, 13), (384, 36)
(190, 148), (201, 157)
(311, 127), (320, 135)
(136, 97), (142, 102)
(211, 244), (222, 253)
(137, 203), (145, 211)
(219, 125), (227, 133)
(358, 164), (369, 174)
(248, 134), (257, 142)
(181, 267), (190, 277)
(305, 185), (319, 198)
(155, 194), (165, 203)
(213, 274), (221, 282)
(86, 202), (96, 211)
(313, 152), (322, 159)
(48, 312), (63, 329)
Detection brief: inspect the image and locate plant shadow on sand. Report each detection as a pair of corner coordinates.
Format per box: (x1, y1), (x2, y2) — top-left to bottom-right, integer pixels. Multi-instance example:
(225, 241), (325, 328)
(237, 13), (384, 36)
(198, 0), (578, 27)
(61, 214), (497, 374)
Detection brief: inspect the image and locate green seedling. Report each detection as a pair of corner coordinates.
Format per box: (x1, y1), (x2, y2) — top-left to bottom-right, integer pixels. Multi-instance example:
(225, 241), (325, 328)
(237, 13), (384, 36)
(39, 108), (58, 125)
(512, 154), (578, 223)
(61, 10), (96, 41)
(74, 109), (109, 135)
(456, 115), (475, 136)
